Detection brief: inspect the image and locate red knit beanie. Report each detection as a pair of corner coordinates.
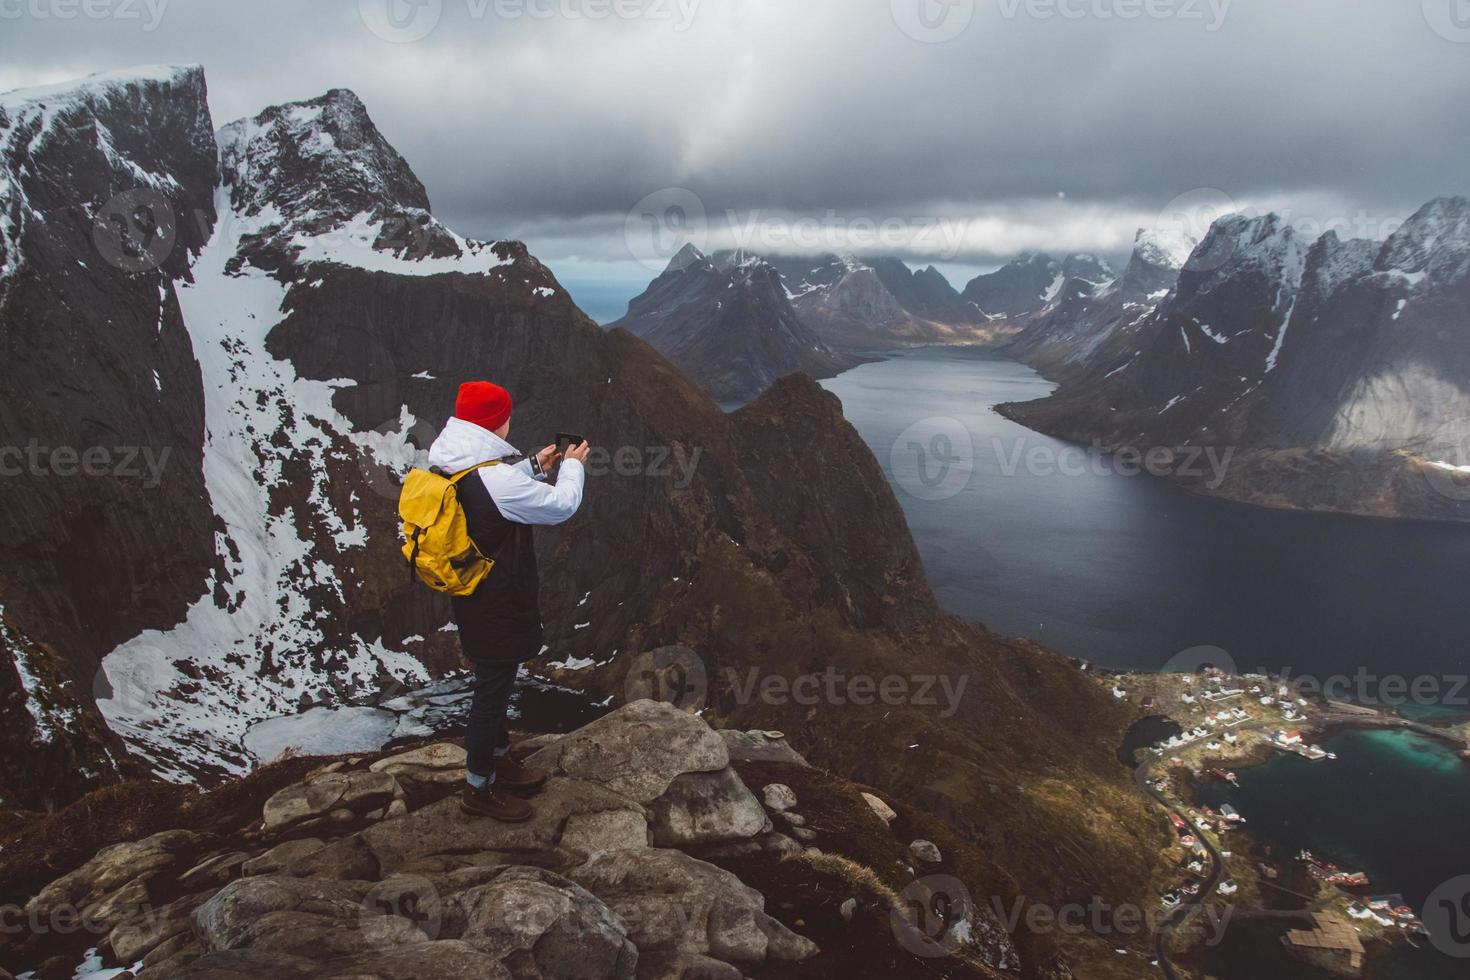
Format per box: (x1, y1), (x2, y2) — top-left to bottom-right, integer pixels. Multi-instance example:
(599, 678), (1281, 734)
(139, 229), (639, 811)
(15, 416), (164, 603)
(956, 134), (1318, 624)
(455, 381), (513, 433)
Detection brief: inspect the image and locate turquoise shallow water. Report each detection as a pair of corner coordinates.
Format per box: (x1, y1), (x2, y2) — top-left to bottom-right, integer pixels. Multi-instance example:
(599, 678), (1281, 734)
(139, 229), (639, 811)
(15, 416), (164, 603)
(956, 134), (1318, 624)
(1194, 730), (1470, 978)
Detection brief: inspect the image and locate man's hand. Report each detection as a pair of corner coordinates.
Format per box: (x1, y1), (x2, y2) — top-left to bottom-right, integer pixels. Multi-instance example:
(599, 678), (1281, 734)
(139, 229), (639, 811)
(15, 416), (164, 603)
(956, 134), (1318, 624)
(564, 440), (591, 464)
(534, 444), (562, 471)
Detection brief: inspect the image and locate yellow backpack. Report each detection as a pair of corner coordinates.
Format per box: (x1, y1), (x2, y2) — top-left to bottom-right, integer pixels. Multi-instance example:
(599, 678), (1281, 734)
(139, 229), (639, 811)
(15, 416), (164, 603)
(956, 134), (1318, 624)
(399, 461), (502, 596)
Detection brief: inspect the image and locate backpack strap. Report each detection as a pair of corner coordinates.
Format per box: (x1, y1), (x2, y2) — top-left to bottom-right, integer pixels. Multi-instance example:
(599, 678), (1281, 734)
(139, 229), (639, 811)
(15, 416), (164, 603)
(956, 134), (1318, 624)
(448, 460), (503, 483)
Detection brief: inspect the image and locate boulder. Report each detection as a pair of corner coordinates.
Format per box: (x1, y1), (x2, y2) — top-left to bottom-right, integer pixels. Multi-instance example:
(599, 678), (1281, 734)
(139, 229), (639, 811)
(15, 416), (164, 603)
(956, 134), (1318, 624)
(146, 947), (322, 979)
(760, 784), (797, 813)
(262, 771), (401, 832)
(242, 839), (327, 877)
(717, 730), (809, 766)
(319, 940), (511, 979)
(647, 768), (767, 847)
(109, 890), (210, 962)
(567, 849), (817, 967)
(192, 875), (424, 958)
(25, 829), (206, 932)
(455, 866), (638, 979)
(860, 792), (897, 824)
(369, 743), (467, 784)
(634, 951), (743, 980)
(909, 839), (942, 864)
(178, 851), (251, 892)
(360, 777), (647, 873)
(526, 700), (727, 803)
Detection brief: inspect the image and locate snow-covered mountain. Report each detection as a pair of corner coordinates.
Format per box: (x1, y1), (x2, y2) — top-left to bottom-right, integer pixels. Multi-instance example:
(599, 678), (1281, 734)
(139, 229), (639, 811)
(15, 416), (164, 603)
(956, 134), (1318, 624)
(1001, 200), (1470, 520)
(614, 249), (991, 384)
(608, 244), (858, 401)
(961, 252), (1115, 323)
(1002, 229), (1194, 379)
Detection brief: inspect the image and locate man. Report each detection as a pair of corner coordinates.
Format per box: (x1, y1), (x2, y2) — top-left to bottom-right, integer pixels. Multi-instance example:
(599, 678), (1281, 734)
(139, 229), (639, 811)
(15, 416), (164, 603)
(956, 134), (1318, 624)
(426, 380), (589, 821)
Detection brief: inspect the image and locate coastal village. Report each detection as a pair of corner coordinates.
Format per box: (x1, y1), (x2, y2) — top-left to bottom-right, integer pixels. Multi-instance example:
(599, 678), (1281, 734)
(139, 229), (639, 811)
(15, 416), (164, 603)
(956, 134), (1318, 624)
(1095, 666), (1448, 977)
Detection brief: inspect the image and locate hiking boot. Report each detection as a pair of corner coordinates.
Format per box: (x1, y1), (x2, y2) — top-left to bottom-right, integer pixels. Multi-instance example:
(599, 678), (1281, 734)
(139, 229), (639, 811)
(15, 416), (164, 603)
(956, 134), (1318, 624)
(460, 784), (533, 822)
(494, 757), (548, 793)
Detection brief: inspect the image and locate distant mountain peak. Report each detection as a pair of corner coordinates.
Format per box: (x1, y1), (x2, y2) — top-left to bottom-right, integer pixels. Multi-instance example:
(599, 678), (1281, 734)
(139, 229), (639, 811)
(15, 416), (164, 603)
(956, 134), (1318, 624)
(1132, 227), (1197, 271)
(664, 242), (708, 274)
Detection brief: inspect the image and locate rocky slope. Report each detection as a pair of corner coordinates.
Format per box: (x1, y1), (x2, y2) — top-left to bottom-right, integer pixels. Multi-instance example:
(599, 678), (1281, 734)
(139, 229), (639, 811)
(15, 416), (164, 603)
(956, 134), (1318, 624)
(0, 66), (1169, 944)
(0, 699), (1106, 979)
(1000, 200), (1470, 521)
(607, 245), (857, 401)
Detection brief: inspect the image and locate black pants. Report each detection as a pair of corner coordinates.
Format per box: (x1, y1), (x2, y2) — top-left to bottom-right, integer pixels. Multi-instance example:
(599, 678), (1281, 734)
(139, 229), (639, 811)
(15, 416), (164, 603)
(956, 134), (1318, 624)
(465, 660), (519, 782)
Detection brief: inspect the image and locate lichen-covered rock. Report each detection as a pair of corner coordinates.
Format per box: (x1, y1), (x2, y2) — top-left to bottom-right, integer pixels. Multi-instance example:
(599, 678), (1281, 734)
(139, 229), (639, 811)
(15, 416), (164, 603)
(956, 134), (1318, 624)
(860, 792), (897, 824)
(760, 784), (797, 813)
(368, 743), (467, 784)
(567, 849), (817, 967)
(261, 771), (400, 832)
(526, 700), (728, 803)
(717, 730), (809, 766)
(909, 839), (942, 864)
(648, 768), (767, 847)
(25, 829), (206, 931)
(456, 866), (638, 980)
(192, 875), (423, 957)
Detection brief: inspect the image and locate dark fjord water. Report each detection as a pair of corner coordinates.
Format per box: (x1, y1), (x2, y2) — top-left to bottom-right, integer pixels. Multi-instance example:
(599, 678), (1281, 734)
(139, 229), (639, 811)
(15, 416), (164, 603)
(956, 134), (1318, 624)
(821, 347), (1470, 979)
(820, 346), (1470, 680)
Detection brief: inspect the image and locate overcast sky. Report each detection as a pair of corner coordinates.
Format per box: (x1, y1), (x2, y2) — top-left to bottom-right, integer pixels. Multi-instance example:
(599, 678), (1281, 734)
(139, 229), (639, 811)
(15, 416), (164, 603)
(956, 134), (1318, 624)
(4, 0), (1469, 314)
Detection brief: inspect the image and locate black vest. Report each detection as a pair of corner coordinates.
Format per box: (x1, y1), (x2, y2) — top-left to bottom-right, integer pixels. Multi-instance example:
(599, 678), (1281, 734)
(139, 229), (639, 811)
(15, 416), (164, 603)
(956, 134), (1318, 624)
(449, 466), (544, 664)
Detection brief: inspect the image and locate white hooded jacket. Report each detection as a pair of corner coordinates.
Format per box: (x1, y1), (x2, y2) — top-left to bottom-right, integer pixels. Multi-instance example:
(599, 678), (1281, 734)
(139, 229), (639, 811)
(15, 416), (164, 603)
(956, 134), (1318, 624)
(426, 417), (584, 525)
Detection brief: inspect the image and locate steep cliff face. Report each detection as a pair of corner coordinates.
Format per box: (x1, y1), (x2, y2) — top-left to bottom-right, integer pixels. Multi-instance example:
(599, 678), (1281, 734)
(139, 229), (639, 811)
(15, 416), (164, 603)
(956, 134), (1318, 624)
(0, 66), (220, 807)
(1001, 202), (1470, 520)
(961, 252), (1113, 321)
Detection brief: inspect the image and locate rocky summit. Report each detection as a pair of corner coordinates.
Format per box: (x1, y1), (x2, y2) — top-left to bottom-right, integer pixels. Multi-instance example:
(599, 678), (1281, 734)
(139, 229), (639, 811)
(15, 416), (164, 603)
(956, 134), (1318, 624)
(0, 699), (1052, 980)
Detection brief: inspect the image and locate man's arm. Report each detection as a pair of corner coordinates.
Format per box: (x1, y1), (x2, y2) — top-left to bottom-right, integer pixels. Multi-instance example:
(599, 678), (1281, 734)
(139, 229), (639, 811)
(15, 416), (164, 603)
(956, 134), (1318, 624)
(481, 458), (585, 525)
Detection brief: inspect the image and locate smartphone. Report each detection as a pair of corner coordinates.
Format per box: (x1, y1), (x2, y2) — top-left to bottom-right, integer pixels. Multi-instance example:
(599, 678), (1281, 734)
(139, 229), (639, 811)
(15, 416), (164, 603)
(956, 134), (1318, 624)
(555, 432), (585, 454)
